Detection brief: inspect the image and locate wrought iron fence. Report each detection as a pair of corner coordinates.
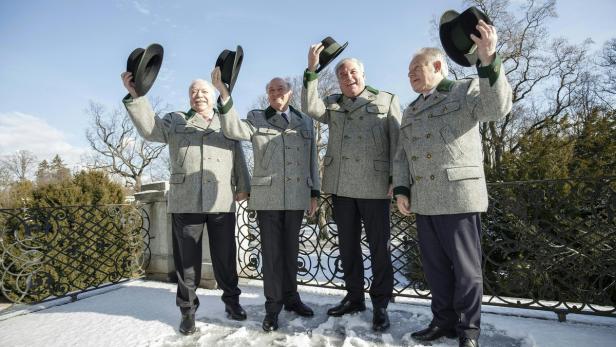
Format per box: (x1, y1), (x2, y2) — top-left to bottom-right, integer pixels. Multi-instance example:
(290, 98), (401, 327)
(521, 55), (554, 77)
(0, 204), (151, 304)
(236, 177), (616, 319)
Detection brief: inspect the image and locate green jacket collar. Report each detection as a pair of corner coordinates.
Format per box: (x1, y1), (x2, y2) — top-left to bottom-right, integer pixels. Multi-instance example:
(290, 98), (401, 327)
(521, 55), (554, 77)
(265, 105), (298, 119)
(436, 79), (454, 92)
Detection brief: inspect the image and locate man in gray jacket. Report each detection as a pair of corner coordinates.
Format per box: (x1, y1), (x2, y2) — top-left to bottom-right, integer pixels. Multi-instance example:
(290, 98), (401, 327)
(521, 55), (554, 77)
(212, 68), (319, 332)
(121, 73), (251, 335)
(393, 20), (512, 347)
(302, 46), (401, 332)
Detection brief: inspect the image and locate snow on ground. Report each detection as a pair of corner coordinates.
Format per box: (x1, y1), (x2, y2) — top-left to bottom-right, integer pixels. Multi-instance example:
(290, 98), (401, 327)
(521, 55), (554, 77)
(0, 280), (614, 347)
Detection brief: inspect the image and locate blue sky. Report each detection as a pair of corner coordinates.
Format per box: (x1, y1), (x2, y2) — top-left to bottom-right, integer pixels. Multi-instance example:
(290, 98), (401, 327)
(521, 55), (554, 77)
(1, 0), (614, 167)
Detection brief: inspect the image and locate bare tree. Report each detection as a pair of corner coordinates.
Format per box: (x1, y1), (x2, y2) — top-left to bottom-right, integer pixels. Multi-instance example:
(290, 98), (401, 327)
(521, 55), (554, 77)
(85, 99), (169, 192)
(0, 150), (37, 181)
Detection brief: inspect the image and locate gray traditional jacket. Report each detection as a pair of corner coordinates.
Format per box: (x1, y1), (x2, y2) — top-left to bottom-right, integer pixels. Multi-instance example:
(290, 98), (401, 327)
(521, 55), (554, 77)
(218, 98), (320, 211)
(301, 71), (401, 199)
(393, 56), (513, 215)
(123, 96), (250, 213)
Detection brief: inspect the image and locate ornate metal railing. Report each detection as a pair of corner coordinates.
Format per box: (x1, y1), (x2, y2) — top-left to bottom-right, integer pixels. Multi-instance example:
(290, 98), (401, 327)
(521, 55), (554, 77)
(236, 177), (616, 319)
(0, 204), (151, 304)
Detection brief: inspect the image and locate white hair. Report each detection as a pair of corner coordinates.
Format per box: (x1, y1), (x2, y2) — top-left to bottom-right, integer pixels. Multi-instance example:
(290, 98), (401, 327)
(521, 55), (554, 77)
(265, 77), (292, 92)
(413, 47), (449, 78)
(188, 79), (215, 94)
(334, 58), (365, 77)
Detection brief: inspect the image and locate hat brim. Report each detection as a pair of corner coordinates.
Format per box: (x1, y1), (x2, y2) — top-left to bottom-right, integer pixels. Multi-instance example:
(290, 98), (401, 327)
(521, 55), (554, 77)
(439, 22), (474, 67)
(316, 41), (348, 73)
(228, 45), (243, 93)
(439, 7), (492, 67)
(134, 43), (164, 96)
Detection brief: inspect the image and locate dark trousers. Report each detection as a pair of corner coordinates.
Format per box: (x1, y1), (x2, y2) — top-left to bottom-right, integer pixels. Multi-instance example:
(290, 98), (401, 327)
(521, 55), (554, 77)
(416, 213), (483, 339)
(171, 212), (241, 315)
(256, 210), (304, 314)
(332, 196), (393, 308)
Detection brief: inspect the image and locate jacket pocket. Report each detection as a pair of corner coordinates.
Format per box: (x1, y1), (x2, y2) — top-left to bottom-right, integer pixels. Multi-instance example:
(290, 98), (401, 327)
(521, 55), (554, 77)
(429, 101), (460, 118)
(176, 138), (191, 166)
(446, 166), (483, 181)
(301, 130), (313, 139)
(323, 155), (333, 166)
(366, 104), (389, 114)
(175, 123), (196, 133)
(251, 176), (272, 186)
(169, 173), (186, 184)
(261, 141), (278, 169)
(257, 127), (279, 135)
(439, 126), (463, 160)
(373, 160), (389, 172)
(372, 125), (385, 155)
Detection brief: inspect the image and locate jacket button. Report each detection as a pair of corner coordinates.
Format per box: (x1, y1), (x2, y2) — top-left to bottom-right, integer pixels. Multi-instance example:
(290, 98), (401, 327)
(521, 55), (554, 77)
(430, 175), (435, 180)
(411, 156), (418, 161)
(416, 176), (423, 181)
(426, 153), (432, 159)
(359, 116), (364, 120)
(426, 133), (431, 138)
(344, 135), (350, 139)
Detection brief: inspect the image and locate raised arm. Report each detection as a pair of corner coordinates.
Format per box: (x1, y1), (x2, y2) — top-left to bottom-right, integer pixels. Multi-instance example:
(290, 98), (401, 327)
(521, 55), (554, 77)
(301, 43), (330, 124)
(121, 71), (171, 143)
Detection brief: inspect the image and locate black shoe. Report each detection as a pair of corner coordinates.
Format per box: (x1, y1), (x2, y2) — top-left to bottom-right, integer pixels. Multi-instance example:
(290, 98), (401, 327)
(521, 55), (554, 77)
(411, 325), (457, 341)
(459, 337), (479, 347)
(326, 300), (366, 317)
(179, 313), (196, 335)
(372, 307), (390, 332)
(225, 302), (247, 321)
(284, 301), (314, 317)
(262, 313), (279, 332)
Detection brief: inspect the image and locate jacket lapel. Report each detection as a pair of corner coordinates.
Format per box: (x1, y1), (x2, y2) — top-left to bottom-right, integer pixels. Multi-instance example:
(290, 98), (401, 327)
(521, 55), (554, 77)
(187, 110), (217, 133)
(406, 79), (453, 117)
(340, 88), (375, 113)
(287, 106), (304, 130)
(265, 106), (289, 130)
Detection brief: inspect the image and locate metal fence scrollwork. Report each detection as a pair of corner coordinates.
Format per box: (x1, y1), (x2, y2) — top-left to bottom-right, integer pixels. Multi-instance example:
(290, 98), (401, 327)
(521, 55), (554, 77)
(236, 177), (616, 319)
(0, 204), (151, 303)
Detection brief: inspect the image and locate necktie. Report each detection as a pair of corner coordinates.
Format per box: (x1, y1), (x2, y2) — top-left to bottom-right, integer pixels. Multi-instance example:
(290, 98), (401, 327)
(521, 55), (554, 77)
(281, 112), (289, 124)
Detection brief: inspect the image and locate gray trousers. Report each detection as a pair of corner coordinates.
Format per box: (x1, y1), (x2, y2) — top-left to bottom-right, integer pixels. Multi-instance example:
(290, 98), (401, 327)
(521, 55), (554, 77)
(416, 213), (483, 339)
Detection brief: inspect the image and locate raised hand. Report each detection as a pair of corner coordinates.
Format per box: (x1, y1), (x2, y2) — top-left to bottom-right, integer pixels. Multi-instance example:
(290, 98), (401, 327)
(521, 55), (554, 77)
(121, 72), (138, 98)
(308, 43), (324, 72)
(470, 19), (497, 65)
(211, 66), (230, 100)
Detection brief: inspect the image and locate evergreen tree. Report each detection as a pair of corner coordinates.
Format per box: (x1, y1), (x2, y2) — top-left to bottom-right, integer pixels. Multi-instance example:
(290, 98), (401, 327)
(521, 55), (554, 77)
(35, 159), (52, 185)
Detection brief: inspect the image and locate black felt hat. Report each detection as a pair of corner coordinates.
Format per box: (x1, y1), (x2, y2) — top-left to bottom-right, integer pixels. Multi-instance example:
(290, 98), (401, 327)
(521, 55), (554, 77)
(439, 7), (492, 67)
(215, 45), (243, 94)
(126, 43), (164, 96)
(316, 36), (348, 73)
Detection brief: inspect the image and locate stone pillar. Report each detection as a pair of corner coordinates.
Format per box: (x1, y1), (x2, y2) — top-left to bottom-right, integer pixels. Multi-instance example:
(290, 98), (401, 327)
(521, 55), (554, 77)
(134, 181), (216, 289)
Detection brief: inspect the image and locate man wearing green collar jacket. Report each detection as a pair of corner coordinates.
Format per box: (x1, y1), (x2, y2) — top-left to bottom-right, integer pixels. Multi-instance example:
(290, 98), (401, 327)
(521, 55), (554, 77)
(302, 45), (402, 332)
(393, 20), (512, 347)
(120, 74), (250, 335)
(213, 69), (319, 333)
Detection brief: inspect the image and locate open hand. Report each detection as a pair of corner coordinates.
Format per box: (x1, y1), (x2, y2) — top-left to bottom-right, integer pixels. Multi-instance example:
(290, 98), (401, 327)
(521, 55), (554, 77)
(470, 19), (497, 65)
(121, 72), (138, 98)
(308, 43), (324, 72)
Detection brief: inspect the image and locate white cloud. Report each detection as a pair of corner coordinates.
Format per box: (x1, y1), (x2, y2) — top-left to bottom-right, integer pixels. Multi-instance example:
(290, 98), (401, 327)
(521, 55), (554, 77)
(0, 112), (90, 169)
(132, 0), (150, 15)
